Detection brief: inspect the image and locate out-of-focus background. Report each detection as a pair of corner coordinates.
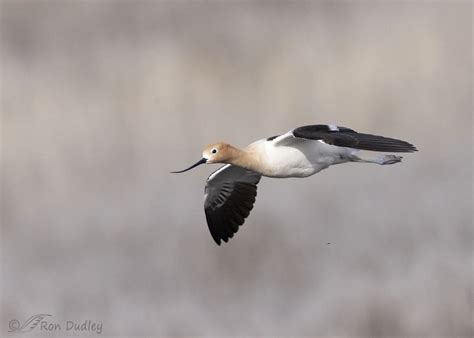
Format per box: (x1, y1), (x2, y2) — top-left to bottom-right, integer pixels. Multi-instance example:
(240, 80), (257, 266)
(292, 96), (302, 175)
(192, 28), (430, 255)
(1, 1), (472, 336)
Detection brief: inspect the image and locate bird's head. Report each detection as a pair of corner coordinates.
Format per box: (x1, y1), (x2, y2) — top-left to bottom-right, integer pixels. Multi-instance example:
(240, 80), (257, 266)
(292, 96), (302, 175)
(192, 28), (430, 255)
(171, 142), (233, 173)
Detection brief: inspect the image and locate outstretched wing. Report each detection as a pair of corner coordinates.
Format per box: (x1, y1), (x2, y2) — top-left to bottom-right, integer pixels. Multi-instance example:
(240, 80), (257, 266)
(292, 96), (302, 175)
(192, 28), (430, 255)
(204, 164), (261, 245)
(273, 124), (417, 152)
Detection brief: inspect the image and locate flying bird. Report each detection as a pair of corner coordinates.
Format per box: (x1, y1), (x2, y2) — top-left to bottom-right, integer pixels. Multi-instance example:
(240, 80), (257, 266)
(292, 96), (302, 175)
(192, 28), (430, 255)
(172, 124), (417, 245)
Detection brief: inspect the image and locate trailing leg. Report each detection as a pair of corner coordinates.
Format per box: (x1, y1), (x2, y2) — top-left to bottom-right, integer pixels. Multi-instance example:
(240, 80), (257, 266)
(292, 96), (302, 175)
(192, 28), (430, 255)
(350, 154), (403, 165)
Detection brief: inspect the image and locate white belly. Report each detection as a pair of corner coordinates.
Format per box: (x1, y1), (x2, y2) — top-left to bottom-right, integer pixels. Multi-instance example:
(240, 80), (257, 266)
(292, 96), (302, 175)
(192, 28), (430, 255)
(258, 139), (355, 178)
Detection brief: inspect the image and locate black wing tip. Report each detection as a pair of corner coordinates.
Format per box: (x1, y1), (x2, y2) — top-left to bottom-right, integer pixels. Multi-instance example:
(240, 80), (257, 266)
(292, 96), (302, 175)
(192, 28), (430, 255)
(207, 216), (244, 246)
(205, 188), (258, 246)
(409, 144), (419, 152)
(205, 208), (240, 246)
(211, 231), (232, 246)
(390, 138), (418, 152)
(387, 140), (418, 153)
(347, 135), (418, 153)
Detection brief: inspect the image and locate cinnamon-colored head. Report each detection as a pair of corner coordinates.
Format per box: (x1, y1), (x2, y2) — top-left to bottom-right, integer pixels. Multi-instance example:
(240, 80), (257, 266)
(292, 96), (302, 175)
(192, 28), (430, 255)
(171, 142), (239, 173)
(202, 142), (235, 164)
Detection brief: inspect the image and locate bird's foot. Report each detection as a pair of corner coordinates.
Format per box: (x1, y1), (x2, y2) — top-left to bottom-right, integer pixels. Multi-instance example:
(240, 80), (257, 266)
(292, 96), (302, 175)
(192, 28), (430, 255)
(379, 154), (403, 165)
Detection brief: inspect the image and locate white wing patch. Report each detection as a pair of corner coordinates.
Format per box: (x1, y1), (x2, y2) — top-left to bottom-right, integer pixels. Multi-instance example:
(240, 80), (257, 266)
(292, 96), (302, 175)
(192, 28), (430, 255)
(272, 131), (298, 146)
(207, 164), (232, 182)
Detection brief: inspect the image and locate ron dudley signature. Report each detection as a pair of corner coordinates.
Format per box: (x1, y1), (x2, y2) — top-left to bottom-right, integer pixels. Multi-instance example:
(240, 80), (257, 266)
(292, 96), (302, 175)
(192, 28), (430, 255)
(8, 314), (103, 334)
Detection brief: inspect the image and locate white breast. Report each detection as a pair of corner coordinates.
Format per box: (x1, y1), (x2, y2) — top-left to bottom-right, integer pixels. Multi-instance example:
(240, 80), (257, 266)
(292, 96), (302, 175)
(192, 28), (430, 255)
(251, 138), (354, 178)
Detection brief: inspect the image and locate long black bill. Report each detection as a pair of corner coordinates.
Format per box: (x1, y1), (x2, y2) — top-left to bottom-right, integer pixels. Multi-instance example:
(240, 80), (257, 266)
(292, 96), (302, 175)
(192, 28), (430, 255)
(171, 158), (207, 173)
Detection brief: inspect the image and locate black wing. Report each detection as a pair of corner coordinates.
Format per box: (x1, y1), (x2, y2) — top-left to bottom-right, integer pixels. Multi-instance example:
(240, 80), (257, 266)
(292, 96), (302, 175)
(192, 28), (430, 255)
(292, 124), (417, 152)
(204, 165), (261, 245)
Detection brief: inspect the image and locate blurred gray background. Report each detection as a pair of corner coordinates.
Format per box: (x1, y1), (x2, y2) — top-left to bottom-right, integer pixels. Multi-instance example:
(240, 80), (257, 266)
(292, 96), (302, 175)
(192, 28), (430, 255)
(1, 1), (472, 336)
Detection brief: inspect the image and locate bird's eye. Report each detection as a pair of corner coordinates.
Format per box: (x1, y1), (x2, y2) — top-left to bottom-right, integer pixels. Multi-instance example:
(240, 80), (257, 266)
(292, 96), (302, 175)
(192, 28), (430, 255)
(211, 148), (217, 154)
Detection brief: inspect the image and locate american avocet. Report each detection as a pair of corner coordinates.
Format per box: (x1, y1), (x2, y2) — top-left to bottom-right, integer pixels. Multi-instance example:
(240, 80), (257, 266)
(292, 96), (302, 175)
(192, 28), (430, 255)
(172, 124), (417, 245)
